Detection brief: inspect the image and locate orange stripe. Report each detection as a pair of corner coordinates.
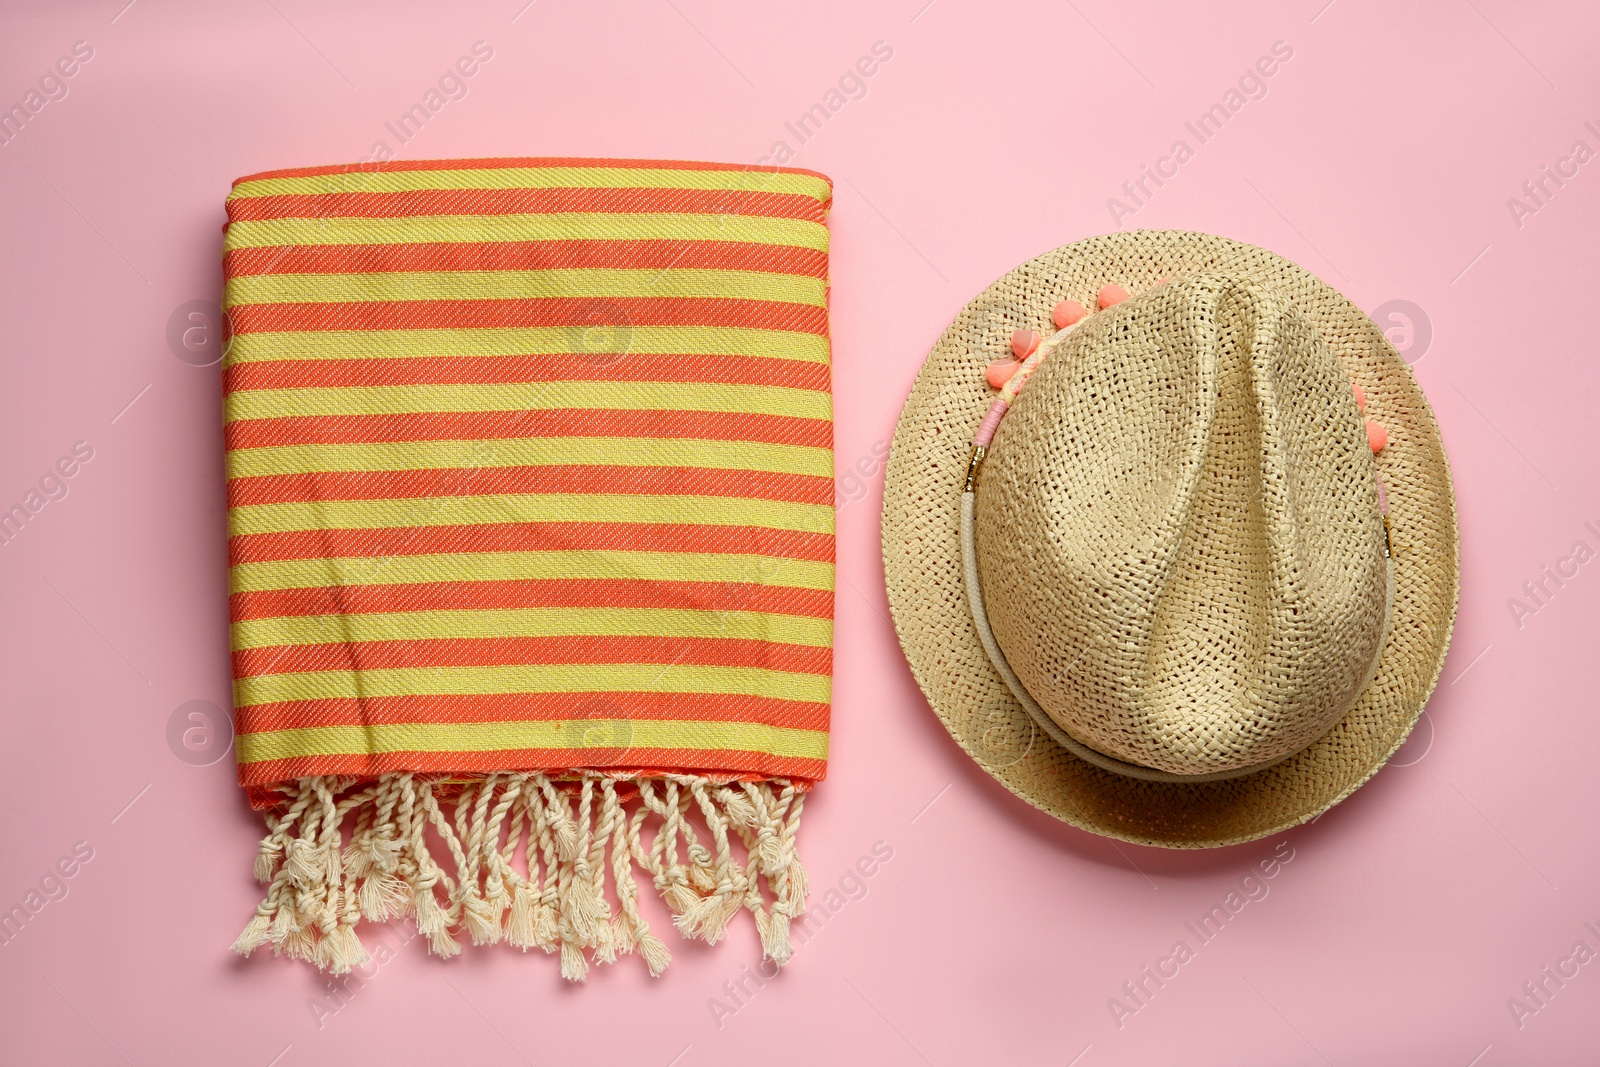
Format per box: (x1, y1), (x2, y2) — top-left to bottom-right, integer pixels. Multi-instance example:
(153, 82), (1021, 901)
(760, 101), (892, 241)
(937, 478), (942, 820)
(227, 465), (833, 509)
(227, 187), (825, 223)
(224, 409), (832, 450)
(224, 352), (832, 393)
(236, 691), (830, 733)
(234, 158), (833, 184)
(230, 521), (836, 566)
(241, 750), (827, 797)
(234, 635), (832, 678)
(223, 240), (829, 279)
(227, 296), (828, 336)
(231, 578), (835, 623)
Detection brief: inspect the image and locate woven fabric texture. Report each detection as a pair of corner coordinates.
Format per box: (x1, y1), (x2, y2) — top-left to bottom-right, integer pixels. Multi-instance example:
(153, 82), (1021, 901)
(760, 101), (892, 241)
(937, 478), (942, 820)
(883, 231), (1458, 848)
(222, 158), (835, 805)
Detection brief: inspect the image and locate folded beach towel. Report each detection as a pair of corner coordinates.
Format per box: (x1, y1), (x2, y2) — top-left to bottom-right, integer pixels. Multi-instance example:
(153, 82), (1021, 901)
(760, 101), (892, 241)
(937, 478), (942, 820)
(223, 157), (833, 977)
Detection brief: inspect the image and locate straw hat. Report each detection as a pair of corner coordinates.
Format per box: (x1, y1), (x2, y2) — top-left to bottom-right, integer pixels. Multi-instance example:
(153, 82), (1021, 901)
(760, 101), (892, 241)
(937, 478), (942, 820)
(882, 231), (1457, 848)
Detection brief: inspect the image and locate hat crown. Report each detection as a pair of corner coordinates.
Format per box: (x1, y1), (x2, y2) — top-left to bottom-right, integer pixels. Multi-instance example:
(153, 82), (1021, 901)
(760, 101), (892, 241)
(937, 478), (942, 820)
(974, 275), (1389, 776)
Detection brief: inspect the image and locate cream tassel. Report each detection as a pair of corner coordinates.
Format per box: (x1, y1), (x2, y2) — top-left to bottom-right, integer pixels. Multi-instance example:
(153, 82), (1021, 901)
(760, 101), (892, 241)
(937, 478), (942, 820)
(458, 776), (505, 946)
(524, 783), (563, 953)
(609, 781), (670, 976)
(233, 772), (808, 979)
(407, 781), (462, 959)
(502, 784), (540, 950)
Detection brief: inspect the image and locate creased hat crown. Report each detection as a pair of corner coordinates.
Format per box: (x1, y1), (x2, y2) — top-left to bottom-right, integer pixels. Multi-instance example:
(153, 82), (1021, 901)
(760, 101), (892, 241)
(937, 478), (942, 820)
(973, 275), (1389, 776)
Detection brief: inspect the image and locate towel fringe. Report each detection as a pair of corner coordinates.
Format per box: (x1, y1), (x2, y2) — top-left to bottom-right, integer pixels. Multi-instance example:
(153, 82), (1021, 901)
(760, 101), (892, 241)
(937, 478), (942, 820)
(235, 772), (808, 978)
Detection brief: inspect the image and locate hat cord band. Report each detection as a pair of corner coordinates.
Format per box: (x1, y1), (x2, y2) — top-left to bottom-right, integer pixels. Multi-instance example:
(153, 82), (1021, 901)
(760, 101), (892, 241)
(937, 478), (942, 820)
(959, 451), (1396, 786)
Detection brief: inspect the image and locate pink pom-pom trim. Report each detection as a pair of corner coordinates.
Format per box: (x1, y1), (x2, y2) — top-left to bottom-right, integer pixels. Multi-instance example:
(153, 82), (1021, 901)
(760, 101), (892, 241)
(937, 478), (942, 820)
(1097, 284), (1129, 309)
(986, 360), (1021, 390)
(1011, 330), (1041, 359)
(1052, 300), (1087, 329)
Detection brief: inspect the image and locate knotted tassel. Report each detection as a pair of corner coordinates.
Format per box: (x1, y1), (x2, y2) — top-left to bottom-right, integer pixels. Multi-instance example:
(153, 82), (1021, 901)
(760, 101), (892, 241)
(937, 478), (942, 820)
(230, 771), (810, 979)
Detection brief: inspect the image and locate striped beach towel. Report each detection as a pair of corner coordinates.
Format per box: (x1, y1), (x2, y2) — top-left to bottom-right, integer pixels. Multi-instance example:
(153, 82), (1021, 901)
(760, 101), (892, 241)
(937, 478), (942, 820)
(223, 158), (832, 978)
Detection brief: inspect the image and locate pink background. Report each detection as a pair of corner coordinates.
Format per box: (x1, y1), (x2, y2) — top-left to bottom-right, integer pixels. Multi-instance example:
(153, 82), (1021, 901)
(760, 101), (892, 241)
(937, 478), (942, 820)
(2, 0), (1598, 1063)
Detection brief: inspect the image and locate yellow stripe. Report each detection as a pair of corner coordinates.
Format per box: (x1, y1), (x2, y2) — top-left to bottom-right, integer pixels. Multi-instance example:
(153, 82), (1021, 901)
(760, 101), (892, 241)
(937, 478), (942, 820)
(224, 268), (826, 310)
(224, 381), (831, 424)
(233, 662), (833, 708)
(229, 493), (835, 537)
(230, 167), (831, 201)
(230, 549), (836, 594)
(223, 325), (830, 366)
(224, 213), (829, 252)
(232, 607), (834, 652)
(226, 437), (833, 480)
(236, 720), (830, 764)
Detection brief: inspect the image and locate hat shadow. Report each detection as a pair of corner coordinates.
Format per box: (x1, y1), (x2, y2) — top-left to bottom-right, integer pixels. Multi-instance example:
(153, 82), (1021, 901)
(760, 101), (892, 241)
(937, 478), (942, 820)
(924, 683), (1393, 881)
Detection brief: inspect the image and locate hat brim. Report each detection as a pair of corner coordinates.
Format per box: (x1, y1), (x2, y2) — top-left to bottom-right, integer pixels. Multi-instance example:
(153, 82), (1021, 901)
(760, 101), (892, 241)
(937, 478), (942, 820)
(881, 231), (1459, 848)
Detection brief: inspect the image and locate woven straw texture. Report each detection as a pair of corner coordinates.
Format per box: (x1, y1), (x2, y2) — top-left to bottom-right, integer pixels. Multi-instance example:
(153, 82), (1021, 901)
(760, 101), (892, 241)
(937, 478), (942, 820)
(883, 231), (1458, 847)
(978, 276), (1390, 776)
(222, 158), (835, 804)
